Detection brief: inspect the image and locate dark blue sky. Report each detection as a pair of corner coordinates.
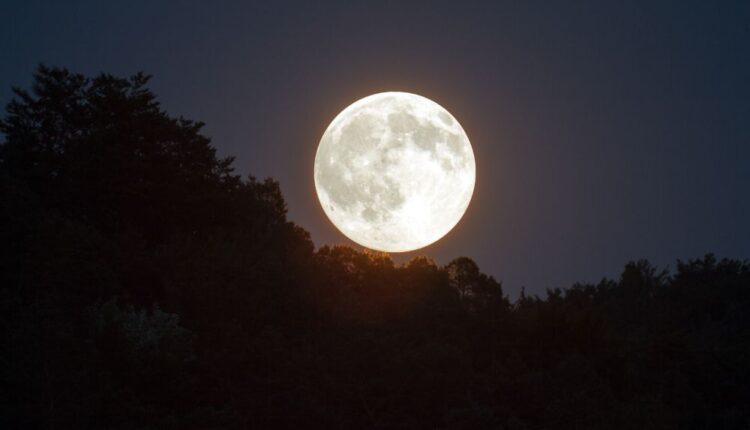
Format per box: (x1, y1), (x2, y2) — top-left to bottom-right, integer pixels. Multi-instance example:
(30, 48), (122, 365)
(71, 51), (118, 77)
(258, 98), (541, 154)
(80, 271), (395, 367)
(3, 1), (749, 296)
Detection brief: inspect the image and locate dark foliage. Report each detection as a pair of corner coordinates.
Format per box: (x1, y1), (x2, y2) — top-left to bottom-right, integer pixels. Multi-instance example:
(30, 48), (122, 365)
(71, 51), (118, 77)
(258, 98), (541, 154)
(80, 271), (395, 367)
(2, 66), (748, 429)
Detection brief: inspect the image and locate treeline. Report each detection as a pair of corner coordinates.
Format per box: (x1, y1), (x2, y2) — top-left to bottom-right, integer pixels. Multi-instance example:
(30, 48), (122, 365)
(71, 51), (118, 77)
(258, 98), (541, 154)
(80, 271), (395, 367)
(1, 66), (748, 429)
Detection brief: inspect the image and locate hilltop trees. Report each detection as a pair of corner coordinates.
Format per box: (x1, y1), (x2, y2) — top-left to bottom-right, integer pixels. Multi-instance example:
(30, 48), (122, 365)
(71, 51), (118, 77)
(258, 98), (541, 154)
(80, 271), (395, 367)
(0, 65), (314, 427)
(1, 66), (748, 429)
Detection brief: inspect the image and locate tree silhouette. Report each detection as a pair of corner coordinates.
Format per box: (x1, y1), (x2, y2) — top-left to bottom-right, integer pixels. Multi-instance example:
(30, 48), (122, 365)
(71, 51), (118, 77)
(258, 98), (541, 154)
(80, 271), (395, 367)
(1, 66), (748, 429)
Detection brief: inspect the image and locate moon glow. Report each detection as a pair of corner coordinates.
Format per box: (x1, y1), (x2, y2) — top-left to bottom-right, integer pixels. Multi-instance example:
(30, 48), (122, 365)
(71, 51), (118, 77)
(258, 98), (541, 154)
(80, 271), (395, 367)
(314, 92), (475, 252)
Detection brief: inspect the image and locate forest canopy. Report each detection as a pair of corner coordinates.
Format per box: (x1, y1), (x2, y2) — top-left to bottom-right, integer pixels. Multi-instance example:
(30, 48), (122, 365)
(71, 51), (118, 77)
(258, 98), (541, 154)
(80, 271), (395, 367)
(1, 66), (749, 429)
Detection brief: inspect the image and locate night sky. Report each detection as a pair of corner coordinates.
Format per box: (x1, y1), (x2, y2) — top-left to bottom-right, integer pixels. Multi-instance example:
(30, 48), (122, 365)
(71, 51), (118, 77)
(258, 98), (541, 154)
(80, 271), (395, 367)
(3, 1), (748, 296)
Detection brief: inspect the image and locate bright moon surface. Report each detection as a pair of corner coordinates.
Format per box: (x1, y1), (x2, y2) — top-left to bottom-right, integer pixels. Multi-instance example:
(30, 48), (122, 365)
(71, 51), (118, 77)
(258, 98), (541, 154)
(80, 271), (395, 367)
(314, 92), (476, 252)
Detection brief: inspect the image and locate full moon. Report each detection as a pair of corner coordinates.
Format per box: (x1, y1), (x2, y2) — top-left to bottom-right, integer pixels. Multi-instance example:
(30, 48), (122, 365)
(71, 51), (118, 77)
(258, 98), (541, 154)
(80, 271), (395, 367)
(314, 92), (475, 252)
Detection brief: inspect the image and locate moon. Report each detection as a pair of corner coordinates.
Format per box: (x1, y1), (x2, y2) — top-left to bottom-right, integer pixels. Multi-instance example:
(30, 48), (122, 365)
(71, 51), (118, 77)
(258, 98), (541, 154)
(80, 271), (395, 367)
(314, 92), (475, 252)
